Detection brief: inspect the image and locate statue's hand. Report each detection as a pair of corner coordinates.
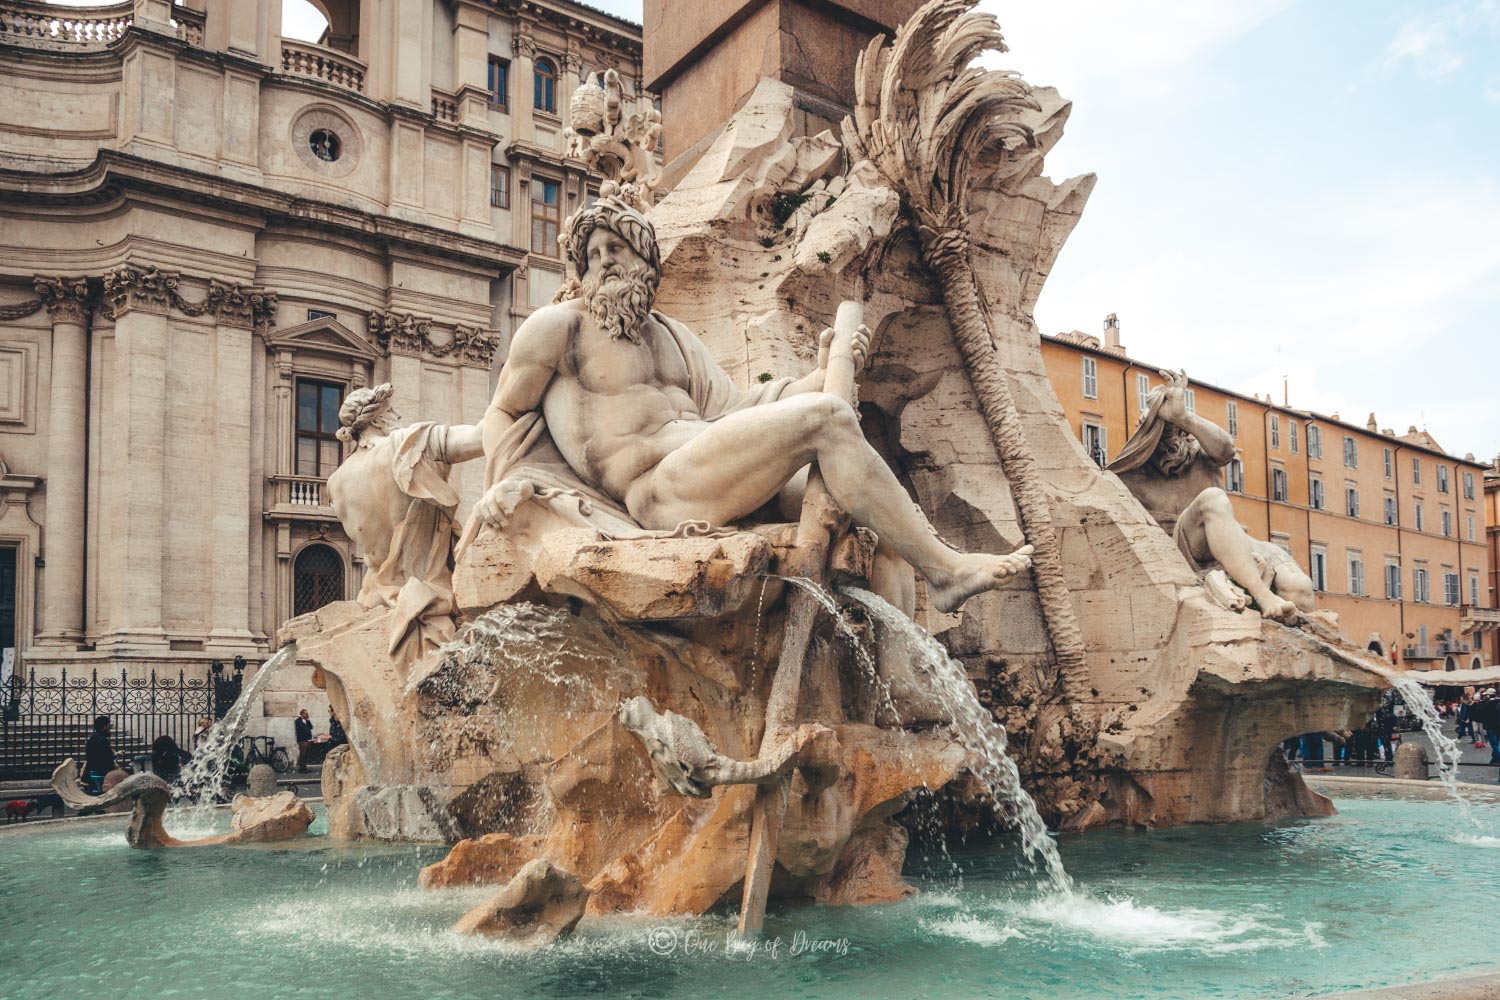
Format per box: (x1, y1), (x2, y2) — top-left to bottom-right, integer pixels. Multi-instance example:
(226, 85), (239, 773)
(816, 324), (872, 373)
(1156, 368), (1190, 422)
(474, 479), (535, 531)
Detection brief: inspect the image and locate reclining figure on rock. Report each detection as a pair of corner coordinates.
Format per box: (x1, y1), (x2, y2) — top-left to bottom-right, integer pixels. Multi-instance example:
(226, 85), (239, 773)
(1107, 370), (1314, 620)
(468, 194), (1032, 614)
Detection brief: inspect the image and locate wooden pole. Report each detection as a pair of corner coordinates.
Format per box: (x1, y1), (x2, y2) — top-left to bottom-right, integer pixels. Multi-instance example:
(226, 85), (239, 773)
(737, 299), (862, 934)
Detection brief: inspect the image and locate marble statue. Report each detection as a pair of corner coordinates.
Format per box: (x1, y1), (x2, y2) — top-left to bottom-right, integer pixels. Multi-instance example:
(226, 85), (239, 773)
(466, 195), (1034, 615)
(1108, 370), (1314, 619)
(564, 67), (662, 213)
(326, 385), (484, 664)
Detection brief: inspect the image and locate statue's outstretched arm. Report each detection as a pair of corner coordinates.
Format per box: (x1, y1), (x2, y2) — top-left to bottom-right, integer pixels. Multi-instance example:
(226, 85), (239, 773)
(1157, 369), (1235, 465)
(479, 307), (568, 458)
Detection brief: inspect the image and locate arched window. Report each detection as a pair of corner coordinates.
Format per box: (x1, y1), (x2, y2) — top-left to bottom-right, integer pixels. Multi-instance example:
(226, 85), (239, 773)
(293, 544), (345, 617)
(534, 57), (557, 113)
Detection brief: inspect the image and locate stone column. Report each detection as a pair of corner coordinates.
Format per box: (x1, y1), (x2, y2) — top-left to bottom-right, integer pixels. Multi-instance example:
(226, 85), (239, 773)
(511, 27), (536, 145)
(98, 266), (174, 649)
(208, 310), (255, 650)
(34, 277), (92, 645)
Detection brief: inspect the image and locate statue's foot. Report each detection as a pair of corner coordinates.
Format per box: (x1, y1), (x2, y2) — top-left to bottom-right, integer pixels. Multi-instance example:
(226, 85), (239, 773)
(1256, 595), (1298, 621)
(929, 545), (1034, 614)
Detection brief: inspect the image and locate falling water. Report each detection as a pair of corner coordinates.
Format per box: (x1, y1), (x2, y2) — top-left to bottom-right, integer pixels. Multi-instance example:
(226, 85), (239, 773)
(834, 584), (1074, 894)
(170, 643), (300, 821)
(1385, 674), (1488, 832)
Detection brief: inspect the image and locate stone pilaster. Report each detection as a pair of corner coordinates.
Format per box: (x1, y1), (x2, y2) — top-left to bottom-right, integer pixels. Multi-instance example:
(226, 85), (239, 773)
(34, 276), (92, 645)
(98, 265), (169, 648)
(208, 314), (255, 650)
(512, 27), (537, 145)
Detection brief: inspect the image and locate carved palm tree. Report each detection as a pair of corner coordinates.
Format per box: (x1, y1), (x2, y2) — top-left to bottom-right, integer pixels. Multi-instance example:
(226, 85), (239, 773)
(843, 0), (1089, 703)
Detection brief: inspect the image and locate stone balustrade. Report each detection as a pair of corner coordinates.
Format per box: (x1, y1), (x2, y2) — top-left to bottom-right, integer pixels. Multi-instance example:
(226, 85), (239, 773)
(281, 476), (328, 508)
(431, 90), (458, 123)
(280, 39), (366, 94)
(0, 0), (202, 48)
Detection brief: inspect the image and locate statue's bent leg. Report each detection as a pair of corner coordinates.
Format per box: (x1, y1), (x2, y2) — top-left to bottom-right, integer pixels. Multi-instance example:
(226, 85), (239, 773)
(1179, 488), (1296, 620)
(630, 393), (1030, 612)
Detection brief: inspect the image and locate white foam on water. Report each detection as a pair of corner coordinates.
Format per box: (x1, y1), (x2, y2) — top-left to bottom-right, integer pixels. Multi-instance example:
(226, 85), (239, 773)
(1017, 893), (1317, 955)
(920, 914), (1026, 946)
(1454, 833), (1500, 848)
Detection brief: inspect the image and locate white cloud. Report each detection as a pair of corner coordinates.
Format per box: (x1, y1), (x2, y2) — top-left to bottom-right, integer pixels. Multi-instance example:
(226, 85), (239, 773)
(1383, 0), (1500, 76)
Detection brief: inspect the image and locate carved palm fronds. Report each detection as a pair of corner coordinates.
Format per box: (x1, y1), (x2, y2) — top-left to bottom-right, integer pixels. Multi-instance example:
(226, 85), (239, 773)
(844, 0), (1090, 705)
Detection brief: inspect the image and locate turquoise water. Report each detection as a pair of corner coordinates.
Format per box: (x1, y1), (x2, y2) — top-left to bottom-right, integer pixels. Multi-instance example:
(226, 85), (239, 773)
(2, 791), (1498, 1000)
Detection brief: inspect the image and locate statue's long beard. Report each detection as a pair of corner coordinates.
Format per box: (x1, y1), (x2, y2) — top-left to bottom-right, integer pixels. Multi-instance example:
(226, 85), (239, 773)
(582, 262), (657, 343)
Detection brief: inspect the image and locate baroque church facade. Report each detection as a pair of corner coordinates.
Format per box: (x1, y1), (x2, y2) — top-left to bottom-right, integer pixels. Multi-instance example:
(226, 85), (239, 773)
(0, 0), (645, 684)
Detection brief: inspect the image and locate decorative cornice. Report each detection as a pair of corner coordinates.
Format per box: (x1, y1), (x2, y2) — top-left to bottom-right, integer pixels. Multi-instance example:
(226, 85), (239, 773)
(102, 264), (277, 329)
(368, 310), (498, 367)
(33, 276), (93, 325)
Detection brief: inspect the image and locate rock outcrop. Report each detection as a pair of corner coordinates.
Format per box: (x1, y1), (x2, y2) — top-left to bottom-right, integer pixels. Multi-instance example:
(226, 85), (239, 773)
(452, 859), (589, 946)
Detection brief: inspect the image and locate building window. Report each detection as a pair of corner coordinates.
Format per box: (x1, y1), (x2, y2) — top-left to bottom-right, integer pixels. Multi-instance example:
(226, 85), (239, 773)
(534, 57), (557, 113)
(295, 380), (343, 478)
(1464, 470), (1475, 500)
(1383, 447), (1392, 479)
(1346, 486), (1360, 518)
(1226, 400), (1238, 437)
(1310, 546), (1327, 592)
(1225, 458), (1244, 494)
(1347, 554), (1364, 597)
(490, 164), (510, 208)
(1184, 388), (1196, 413)
(1385, 561), (1402, 600)
(293, 544), (345, 617)
(1270, 414), (1280, 449)
(488, 56), (509, 108)
(1470, 574), (1480, 606)
(1443, 571), (1460, 607)
(1468, 513), (1476, 542)
(1413, 566), (1430, 603)
(307, 308), (336, 321)
(1343, 435), (1358, 468)
(1082, 422), (1107, 466)
(1289, 420), (1298, 455)
(1383, 495), (1397, 526)
(1441, 509), (1452, 537)
(1136, 373), (1150, 415)
(1307, 425), (1322, 459)
(1309, 477), (1325, 510)
(531, 177), (561, 256)
(1437, 465), (1450, 493)
(1081, 357), (1098, 399)
(1272, 467), (1288, 502)
(1415, 501), (1424, 531)
(1411, 456), (1421, 485)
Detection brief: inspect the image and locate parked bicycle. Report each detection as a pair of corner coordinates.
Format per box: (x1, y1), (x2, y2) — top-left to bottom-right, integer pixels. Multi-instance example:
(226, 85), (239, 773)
(239, 735), (292, 774)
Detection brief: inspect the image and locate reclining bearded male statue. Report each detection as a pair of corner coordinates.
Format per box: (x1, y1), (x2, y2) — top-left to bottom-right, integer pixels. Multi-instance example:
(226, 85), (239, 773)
(1107, 370), (1315, 620)
(465, 194), (1033, 615)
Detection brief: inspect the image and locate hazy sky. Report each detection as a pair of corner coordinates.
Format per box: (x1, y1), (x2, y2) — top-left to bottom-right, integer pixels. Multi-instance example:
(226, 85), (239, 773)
(273, 0), (1495, 459)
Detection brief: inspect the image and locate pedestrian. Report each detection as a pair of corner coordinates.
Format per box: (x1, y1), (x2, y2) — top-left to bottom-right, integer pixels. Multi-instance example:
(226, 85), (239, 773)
(192, 716), (213, 748)
(1470, 690), (1500, 765)
(328, 708), (346, 747)
(83, 715), (116, 795)
(294, 708), (314, 773)
(151, 734), (189, 784)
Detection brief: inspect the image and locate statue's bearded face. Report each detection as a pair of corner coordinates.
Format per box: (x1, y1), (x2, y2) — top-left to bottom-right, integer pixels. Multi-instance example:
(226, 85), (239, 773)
(1152, 425), (1199, 477)
(581, 227), (657, 343)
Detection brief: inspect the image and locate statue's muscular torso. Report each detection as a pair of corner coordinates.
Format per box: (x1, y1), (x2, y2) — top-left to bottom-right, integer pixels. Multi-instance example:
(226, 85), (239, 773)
(495, 299), (711, 506)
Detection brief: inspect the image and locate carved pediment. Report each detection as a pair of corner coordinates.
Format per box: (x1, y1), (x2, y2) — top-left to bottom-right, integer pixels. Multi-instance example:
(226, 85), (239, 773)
(264, 316), (380, 363)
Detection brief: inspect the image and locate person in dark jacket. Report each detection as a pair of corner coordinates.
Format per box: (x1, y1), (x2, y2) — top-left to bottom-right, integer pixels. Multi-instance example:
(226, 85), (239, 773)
(294, 709), (315, 773)
(150, 735), (190, 785)
(328, 709), (347, 747)
(1468, 692), (1500, 764)
(83, 716), (116, 794)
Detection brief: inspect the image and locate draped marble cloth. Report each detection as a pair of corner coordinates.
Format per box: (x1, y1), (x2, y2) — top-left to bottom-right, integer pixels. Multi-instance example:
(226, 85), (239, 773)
(457, 310), (798, 557)
(356, 422), (463, 665)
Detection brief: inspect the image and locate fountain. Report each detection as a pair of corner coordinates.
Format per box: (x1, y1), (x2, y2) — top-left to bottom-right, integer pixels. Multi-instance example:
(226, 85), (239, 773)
(9, 2), (1498, 997)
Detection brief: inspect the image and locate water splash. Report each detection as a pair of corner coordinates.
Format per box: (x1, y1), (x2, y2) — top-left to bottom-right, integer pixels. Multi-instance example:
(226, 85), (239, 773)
(1383, 674), (1491, 832)
(168, 644), (299, 827)
(838, 585), (1073, 895)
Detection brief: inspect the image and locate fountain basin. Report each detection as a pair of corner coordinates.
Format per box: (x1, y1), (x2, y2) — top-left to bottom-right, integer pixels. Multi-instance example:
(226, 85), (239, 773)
(3, 790), (1497, 1000)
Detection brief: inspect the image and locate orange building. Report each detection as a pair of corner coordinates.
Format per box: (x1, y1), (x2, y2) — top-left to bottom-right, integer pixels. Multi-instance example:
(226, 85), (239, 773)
(1042, 316), (1496, 671)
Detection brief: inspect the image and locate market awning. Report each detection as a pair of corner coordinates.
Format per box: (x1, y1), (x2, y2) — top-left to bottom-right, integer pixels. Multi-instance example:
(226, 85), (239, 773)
(1396, 665), (1500, 686)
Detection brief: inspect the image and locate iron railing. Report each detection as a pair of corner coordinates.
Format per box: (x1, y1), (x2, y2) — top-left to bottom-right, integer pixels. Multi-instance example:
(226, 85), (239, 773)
(0, 660), (244, 781)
